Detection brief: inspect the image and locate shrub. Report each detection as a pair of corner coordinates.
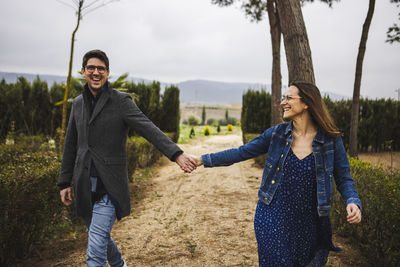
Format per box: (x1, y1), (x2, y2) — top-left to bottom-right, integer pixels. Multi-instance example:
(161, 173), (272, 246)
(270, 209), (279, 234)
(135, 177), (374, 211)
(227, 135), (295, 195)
(218, 118), (227, 126)
(331, 158), (400, 266)
(126, 132), (176, 182)
(227, 124), (233, 131)
(0, 145), (62, 265)
(243, 133), (266, 167)
(218, 117), (237, 126)
(159, 85), (180, 141)
(217, 124), (221, 133)
(189, 127), (195, 139)
(241, 90), (271, 134)
(227, 117), (237, 126)
(207, 118), (216, 126)
(204, 125), (211, 136)
(127, 135), (172, 182)
(187, 114), (200, 126)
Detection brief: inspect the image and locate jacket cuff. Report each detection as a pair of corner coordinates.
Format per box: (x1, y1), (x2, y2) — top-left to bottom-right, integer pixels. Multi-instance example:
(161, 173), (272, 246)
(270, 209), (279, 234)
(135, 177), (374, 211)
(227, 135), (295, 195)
(346, 197), (362, 210)
(171, 150), (183, 162)
(202, 154), (212, 167)
(58, 182), (71, 190)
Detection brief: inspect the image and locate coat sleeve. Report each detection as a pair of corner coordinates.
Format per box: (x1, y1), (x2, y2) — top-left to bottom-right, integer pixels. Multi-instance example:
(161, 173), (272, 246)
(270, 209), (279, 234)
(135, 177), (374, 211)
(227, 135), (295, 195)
(333, 136), (362, 209)
(201, 127), (273, 167)
(58, 103), (78, 188)
(120, 94), (182, 161)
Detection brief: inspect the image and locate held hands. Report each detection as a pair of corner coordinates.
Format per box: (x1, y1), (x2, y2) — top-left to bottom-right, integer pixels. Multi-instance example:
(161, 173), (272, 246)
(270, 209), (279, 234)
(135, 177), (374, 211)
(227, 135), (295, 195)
(175, 153), (203, 173)
(60, 187), (73, 206)
(346, 203), (362, 224)
(175, 153), (198, 173)
(190, 155), (203, 167)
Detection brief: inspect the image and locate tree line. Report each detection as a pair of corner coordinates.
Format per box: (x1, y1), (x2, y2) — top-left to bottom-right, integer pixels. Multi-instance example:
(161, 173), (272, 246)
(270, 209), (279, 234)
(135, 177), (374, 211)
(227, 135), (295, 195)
(242, 89), (400, 152)
(0, 76), (180, 142)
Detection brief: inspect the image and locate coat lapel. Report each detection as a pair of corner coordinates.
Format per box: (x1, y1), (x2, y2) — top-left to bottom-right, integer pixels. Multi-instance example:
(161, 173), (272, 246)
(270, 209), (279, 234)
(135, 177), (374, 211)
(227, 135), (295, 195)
(89, 83), (111, 124)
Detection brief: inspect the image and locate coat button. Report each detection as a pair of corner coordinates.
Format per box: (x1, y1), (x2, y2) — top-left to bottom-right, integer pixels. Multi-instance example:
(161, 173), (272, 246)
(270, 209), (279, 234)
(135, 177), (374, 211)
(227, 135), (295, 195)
(277, 167), (280, 171)
(281, 154), (283, 158)
(286, 142), (289, 146)
(271, 180), (275, 184)
(264, 196), (269, 201)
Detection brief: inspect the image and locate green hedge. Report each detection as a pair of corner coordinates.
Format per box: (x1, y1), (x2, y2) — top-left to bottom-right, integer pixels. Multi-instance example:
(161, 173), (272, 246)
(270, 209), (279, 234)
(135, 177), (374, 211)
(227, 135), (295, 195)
(0, 145), (62, 265)
(243, 133), (266, 167)
(241, 90), (271, 134)
(1, 130), (178, 264)
(1, 77), (182, 144)
(241, 93), (400, 152)
(126, 132), (177, 182)
(331, 158), (400, 266)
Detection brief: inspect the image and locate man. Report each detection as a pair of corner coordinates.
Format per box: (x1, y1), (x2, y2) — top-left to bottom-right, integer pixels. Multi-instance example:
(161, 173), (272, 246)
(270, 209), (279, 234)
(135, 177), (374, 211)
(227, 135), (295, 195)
(58, 49), (196, 267)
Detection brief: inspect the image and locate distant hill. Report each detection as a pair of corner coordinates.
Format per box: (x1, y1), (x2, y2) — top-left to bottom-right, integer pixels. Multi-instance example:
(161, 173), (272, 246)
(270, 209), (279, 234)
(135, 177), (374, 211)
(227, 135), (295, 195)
(0, 71), (349, 104)
(0, 71), (67, 86)
(176, 79), (268, 105)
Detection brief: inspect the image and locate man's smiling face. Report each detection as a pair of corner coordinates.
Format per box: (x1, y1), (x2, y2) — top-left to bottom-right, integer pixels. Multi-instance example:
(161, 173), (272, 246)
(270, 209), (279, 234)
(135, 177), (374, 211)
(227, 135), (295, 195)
(82, 57), (109, 95)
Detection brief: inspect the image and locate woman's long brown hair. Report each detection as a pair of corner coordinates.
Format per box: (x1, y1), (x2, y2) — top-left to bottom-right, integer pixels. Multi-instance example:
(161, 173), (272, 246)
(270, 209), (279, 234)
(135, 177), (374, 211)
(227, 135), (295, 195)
(290, 81), (341, 138)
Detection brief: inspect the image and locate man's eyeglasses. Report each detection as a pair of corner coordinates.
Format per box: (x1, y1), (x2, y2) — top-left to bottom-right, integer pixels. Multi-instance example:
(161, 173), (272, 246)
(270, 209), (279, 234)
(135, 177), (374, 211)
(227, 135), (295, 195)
(85, 65), (107, 73)
(281, 95), (302, 102)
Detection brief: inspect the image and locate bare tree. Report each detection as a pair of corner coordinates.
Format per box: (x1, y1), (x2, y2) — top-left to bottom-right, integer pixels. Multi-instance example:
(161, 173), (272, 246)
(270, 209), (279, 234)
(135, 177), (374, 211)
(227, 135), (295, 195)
(275, 0), (315, 84)
(57, 0), (118, 153)
(267, 0), (282, 125)
(212, 0), (335, 125)
(349, 0), (375, 158)
(212, 0), (282, 125)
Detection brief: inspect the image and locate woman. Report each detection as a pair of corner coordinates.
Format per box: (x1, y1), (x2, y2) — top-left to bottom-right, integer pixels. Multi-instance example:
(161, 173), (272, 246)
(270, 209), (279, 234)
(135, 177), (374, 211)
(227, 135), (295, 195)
(192, 81), (361, 266)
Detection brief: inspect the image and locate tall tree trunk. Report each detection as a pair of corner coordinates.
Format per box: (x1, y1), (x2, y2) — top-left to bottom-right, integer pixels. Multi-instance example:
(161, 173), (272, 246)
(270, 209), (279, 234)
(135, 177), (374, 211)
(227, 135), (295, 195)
(60, 0), (83, 154)
(275, 0), (315, 84)
(267, 0), (282, 126)
(349, 0), (375, 158)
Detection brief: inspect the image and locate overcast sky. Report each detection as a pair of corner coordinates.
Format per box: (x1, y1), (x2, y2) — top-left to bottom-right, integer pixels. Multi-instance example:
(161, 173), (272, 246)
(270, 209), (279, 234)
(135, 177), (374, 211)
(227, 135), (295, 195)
(0, 0), (399, 99)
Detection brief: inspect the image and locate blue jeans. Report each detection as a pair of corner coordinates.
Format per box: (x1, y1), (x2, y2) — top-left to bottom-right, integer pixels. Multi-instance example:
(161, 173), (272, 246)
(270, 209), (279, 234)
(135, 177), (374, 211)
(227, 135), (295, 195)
(86, 194), (125, 267)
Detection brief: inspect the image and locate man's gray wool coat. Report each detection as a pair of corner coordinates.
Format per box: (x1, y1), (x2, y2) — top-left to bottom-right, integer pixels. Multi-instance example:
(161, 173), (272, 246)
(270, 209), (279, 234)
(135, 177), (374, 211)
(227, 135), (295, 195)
(59, 82), (181, 223)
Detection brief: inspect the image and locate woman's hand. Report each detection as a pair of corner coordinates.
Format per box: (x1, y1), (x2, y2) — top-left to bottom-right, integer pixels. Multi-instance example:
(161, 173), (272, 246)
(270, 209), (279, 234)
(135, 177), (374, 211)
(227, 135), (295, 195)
(189, 154), (203, 166)
(346, 203), (362, 224)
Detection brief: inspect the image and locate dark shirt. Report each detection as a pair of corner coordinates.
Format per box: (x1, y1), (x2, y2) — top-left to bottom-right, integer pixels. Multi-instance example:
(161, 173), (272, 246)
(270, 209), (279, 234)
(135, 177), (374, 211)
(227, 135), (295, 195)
(84, 86), (107, 198)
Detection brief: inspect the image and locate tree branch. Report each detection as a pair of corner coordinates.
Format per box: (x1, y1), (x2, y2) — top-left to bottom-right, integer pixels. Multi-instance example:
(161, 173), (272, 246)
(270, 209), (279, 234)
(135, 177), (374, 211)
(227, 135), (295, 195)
(56, 0), (77, 10)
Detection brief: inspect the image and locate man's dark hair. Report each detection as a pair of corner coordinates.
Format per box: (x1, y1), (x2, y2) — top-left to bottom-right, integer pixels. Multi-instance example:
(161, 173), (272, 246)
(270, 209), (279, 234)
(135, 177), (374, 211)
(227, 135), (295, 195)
(82, 49), (109, 70)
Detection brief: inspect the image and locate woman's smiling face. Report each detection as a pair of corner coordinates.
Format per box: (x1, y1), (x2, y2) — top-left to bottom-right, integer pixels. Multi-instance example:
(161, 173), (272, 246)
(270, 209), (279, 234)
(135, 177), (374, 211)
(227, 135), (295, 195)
(280, 85), (308, 120)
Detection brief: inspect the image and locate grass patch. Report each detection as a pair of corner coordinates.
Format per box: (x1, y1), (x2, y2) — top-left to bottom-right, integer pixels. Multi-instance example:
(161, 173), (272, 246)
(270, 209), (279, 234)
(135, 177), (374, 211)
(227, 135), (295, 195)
(178, 124), (241, 144)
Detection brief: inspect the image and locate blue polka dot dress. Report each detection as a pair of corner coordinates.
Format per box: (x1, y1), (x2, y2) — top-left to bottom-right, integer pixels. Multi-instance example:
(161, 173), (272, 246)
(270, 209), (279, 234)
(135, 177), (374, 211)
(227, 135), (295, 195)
(254, 148), (332, 267)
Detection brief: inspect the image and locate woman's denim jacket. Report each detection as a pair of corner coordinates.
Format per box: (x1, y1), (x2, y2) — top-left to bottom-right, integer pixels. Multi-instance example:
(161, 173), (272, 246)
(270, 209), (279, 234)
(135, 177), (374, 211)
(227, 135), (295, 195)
(202, 122), (361, 216)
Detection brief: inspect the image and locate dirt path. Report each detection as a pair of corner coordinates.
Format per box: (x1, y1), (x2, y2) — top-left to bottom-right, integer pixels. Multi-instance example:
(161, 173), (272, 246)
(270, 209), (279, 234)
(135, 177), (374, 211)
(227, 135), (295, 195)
(40, 133), (367, 266)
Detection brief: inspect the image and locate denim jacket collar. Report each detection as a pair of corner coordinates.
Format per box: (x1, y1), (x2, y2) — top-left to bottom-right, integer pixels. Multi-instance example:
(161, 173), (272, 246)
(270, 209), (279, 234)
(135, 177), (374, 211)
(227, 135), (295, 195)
(284, 121), (325, 144)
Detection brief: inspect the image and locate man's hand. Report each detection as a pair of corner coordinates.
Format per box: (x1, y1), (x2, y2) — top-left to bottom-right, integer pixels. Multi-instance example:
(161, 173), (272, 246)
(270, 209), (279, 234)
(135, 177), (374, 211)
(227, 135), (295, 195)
(60, 187), (73, 206)
(176, 153), (197, 173)
(346, 203), (362, 224)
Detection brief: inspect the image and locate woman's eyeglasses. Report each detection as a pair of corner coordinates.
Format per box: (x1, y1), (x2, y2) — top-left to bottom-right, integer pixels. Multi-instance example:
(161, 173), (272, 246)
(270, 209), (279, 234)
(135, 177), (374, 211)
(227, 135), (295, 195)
(281, 95), (302, 102)
(85, 65), (107, 74)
